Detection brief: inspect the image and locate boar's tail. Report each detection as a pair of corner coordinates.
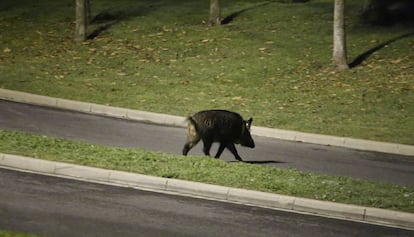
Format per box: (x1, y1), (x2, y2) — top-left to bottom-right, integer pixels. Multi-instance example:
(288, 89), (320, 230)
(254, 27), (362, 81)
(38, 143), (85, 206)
(186, 116), (199, 132)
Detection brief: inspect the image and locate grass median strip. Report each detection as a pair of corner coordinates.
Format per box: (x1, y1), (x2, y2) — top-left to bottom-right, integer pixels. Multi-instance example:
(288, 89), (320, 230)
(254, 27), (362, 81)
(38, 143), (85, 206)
(1, 129), (413, 213)
(0, 230), (42, 237)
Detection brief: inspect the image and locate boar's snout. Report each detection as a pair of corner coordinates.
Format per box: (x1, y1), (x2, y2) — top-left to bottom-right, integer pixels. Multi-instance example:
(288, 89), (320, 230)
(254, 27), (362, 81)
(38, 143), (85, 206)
(242, 138), (255, 148)
(240, 118), (255, 148)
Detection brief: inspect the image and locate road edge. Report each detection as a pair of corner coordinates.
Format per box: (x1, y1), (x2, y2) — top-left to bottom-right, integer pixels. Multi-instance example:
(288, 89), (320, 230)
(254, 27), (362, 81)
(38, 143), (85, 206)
(1, 153), (413, 230)
(1, 88), (413, 156)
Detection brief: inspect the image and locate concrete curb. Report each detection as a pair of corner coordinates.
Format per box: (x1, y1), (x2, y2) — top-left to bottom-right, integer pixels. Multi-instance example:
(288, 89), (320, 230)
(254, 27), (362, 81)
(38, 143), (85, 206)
(1, 153), (413, 230)
(1, 88), (413, 156)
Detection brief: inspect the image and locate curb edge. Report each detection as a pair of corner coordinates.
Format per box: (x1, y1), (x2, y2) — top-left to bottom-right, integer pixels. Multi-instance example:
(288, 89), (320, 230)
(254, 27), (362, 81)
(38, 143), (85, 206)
(0, 153), (413, 230)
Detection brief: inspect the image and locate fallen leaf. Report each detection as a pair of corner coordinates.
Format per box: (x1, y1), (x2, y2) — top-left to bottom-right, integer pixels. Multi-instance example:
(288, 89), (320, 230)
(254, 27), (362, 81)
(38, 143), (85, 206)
(390, 59), (402, 64)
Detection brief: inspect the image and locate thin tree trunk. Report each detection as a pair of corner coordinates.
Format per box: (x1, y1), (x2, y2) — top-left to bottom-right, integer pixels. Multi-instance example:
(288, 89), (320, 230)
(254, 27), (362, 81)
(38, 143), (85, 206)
(85, 0), (91, 24)
(333, 0), (349, 69)
(209, 0), (221, 26)
(75, 0), (88, 42)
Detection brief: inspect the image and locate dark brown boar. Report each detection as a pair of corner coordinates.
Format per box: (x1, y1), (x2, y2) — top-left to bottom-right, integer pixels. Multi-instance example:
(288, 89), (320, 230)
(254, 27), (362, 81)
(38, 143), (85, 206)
(182, 110), (255, 161)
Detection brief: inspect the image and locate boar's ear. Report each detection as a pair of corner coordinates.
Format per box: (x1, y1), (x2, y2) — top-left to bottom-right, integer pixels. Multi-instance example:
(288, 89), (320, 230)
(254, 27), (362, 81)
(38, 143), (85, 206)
(246, 118), (253, 130)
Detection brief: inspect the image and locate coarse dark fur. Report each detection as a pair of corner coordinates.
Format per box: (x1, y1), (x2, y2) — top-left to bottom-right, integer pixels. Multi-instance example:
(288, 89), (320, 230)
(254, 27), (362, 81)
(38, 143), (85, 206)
(182, 110), (255, 161)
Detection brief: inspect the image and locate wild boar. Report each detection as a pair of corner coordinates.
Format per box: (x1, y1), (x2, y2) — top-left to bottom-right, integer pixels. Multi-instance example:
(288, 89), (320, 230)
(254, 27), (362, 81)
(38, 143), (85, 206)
(182, 110), (255, 161)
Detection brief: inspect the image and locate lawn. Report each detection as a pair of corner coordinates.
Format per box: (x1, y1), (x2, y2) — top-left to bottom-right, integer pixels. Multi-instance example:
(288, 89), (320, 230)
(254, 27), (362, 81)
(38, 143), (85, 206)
(1, 129), (413, 213)
(0, 0), (413, 144)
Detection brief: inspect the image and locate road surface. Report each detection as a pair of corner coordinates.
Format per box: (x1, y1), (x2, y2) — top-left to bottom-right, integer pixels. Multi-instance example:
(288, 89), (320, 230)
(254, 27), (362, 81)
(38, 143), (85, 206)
(1, 168), (412, 237)
(0, 99), (413, 186)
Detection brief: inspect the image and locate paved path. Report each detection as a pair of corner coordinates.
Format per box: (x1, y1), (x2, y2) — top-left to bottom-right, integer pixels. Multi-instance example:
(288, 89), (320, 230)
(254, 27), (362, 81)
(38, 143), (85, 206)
(1, 168), (412, 237)
(1, 99), (413, 186)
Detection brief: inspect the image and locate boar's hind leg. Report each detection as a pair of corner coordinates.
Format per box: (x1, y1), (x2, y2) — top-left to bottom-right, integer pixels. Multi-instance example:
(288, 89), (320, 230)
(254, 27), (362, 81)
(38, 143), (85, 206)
(226, 143), (243, 161)
(183, 122), (200, 156)
(202, 140), (213, 156)
(182, 138), (200, 156)
(214, 143), (227, 159)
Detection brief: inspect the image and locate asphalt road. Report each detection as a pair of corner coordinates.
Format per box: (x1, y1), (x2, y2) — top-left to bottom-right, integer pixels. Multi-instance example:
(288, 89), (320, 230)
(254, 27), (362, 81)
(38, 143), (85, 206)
(1, 100), (414, 186)
(1, 168), (412, 237)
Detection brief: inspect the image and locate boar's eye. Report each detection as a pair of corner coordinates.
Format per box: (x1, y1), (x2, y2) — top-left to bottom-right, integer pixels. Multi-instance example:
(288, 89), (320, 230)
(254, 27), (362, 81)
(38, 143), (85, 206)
(245, 122), (251, 131)
(245, 118), (253, 131)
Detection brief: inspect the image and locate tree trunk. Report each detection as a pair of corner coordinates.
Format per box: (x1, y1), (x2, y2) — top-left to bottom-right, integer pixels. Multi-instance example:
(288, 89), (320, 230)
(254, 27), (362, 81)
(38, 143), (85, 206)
(85, 0), (91, 24)
(209, 0), (221, 26)
(75, 0), (88, 42)
(333, 0), (349, 69)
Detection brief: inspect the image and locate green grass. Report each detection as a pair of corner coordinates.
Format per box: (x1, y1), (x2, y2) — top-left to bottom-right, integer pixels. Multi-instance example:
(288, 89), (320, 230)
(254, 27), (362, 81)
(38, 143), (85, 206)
(1, 129), (413, 213)
(0, 0), (413, 144)
(0, 231), (42, 237)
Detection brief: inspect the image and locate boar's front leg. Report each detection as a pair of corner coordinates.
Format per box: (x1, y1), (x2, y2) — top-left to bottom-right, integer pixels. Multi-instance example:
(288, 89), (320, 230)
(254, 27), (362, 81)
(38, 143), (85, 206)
(226, 143), (242, 161)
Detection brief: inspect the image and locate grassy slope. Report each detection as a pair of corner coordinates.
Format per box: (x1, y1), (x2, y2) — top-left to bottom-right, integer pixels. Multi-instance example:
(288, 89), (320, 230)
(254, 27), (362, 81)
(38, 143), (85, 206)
(0, 0), (413, 144)
(1, 129), (413, 213)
